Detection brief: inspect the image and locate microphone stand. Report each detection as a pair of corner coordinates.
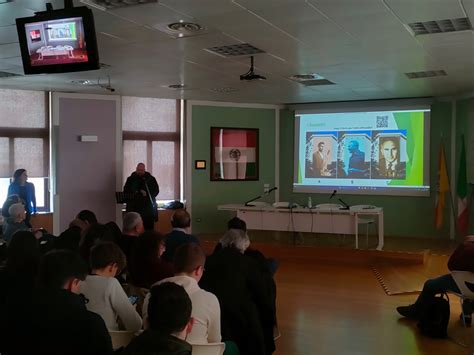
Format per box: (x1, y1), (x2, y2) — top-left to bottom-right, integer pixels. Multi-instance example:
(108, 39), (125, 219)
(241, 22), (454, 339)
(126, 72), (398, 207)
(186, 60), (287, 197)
(338, 198), (350, 210)
(245, 187), (277, 206)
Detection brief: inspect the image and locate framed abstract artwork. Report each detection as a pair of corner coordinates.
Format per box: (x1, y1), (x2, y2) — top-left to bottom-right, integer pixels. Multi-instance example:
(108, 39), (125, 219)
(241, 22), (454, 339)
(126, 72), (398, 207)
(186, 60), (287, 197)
(210, 127), (259, 181)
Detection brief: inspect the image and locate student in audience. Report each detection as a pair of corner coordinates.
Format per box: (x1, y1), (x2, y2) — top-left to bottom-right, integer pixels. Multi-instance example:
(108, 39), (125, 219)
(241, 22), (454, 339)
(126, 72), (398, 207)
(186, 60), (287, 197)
(105, 221), (122, 243)
(143, 243), (221, 344)
(0, 231), (40, 305)
(200, 229), (276, 355)
(53, 218), (88, 252)
(129, 231), (174, 289)
(79, 223), (116, 264)
(118, 212), (145, 264)
(123, 282), (193, 355)
(0, 249), (113, 355)
(7, 169), (36, 226)
(2, 203), (30, 245)
(397, 234), (474, 325)
(1, 194), (22, 218)
(215, 217), (278, 275)
(80, 242), (142, 331)
(162, 210), (199, 262)
(77, 209), (99, 226)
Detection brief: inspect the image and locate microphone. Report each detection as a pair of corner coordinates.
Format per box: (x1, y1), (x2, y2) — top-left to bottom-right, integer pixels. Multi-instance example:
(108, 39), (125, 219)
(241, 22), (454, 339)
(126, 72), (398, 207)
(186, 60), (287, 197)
(329, 190), (337, 200)
(267, 187), (278, 194)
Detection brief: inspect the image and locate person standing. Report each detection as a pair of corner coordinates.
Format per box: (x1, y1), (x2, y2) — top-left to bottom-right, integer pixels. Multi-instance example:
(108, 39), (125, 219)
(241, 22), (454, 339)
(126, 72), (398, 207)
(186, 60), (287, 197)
(123, 163), (159, 230)
(7, 169), (36, 226)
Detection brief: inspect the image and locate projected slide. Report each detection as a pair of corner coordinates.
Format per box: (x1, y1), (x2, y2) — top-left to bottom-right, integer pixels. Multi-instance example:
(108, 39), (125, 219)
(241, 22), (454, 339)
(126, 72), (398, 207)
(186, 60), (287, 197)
(294, 109), (430, 196)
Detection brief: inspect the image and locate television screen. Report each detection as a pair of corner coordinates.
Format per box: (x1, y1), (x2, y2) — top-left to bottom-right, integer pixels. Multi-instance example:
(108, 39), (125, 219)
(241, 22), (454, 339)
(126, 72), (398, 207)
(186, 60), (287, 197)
(293, 105), (431, 197)
(16, 7), (99, 74)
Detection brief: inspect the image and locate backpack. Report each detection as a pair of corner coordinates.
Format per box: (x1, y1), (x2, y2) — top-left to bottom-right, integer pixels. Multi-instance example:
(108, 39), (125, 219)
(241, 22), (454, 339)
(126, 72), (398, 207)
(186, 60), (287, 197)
(417, 293), (450, 338)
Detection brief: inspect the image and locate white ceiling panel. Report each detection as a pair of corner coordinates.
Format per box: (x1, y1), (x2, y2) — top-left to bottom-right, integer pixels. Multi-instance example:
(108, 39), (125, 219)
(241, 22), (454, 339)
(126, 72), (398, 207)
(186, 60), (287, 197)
(0, 25), (18, 45)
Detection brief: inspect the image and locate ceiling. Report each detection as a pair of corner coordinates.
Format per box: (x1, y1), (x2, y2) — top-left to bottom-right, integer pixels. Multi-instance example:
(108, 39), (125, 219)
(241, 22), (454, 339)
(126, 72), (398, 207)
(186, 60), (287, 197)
(0, 0), (473, 104)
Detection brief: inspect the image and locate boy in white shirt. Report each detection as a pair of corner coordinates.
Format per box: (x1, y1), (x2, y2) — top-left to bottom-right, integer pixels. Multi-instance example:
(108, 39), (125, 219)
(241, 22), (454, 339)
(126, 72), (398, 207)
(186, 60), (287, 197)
(143, 243), (221, 344)
(80, 242), (142, 331)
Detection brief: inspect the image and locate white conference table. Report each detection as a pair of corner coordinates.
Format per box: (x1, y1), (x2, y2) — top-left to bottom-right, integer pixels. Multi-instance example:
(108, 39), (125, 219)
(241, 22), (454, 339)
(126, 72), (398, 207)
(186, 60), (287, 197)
(217, 204), (384, 250)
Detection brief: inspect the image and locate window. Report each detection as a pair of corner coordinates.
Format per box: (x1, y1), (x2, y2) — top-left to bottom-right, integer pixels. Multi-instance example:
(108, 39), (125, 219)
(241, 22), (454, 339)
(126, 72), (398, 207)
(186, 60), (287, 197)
(122, 97), (180, 201)
(0, 89), (50, 211)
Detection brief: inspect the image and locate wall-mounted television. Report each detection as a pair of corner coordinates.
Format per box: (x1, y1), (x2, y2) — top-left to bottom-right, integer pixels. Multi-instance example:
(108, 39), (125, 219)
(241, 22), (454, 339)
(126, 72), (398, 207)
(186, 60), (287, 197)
(16, 6), (100, 74)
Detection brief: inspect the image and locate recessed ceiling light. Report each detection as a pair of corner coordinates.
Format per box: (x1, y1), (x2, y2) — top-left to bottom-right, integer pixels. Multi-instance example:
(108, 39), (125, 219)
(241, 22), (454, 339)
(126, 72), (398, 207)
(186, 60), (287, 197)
(70, 80), (95, 85)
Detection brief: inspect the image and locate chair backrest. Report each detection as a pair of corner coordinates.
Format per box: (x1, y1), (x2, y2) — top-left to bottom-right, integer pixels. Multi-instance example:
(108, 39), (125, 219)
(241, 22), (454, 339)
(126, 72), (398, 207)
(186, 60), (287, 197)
(109, 330), (137, 350)
(315, 203), (343, 210)
(451, 271), (474, 300)
(192, 342), (226, 355)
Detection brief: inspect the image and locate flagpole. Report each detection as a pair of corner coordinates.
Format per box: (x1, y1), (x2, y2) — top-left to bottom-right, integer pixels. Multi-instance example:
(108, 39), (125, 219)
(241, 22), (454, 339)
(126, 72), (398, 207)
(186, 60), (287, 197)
(441, 135), (458, 234)
(450, 100), (457, 239)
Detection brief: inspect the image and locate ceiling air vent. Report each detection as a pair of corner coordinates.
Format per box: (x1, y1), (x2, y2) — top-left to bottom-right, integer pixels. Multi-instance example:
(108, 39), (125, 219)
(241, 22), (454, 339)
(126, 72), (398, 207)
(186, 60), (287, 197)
(80, 0), (157, 10)
(289, 73), (335, 86)
(408, 18), (472, 36)
(167, 84), (186, 89)
(209, 87), (239, 93)
(205, 43), (265, 57)
(405, 70), (447, 79)
(0, 71), (22, 78)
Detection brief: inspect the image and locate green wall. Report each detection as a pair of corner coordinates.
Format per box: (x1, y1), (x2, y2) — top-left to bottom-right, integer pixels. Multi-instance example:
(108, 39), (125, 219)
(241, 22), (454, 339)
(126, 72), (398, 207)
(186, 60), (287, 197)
(191, 105), (276, 234)
(190, 99), (472, 239)
(279, 103), (455, 238)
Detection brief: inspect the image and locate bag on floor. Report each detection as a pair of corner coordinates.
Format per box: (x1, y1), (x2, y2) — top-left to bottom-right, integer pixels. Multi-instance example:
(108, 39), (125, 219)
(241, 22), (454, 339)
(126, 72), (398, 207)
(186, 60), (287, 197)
(417, 293), (450, 338)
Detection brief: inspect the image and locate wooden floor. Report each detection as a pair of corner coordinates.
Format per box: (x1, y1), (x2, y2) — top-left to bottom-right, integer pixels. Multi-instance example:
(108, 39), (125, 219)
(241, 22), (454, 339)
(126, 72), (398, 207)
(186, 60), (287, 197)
(200, 236), (471, 355)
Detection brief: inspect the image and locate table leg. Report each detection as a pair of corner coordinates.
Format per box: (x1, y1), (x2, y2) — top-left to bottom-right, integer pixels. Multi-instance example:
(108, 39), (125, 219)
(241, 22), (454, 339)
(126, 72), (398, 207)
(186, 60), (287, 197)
(354, 213), (359, 249)
(377, 211), (384, 250)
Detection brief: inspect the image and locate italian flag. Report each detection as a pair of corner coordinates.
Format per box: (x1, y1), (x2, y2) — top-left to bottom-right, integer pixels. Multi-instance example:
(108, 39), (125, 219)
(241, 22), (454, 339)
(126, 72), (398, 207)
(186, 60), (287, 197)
(457, 136), (469, 236)
(213, 129), (257, 180)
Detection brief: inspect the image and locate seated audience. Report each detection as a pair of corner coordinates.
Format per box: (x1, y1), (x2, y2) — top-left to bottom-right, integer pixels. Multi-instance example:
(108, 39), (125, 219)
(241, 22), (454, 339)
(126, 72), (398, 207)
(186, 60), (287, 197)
(216, 217), (279, 275)
(2, 203), (30, 245)
(123, 282), (193, 355)
(105, 221), (122, 243)
(77, 209), (99, 226)
(0, 250), (113, 355)
(79, 223), (116, 264)
(143, 243), (221, 344)
(397, 234), (474, 324)
(200, 229), (276, 355)
(0, 231), (40, 305)
(1, 194), (22, 218)
(53, 218), (87, 252)
(162, 210), (199, 262)
(118, 212), (145, 265)
(129, 231), (174, 289)
(80, 242), (142, 331)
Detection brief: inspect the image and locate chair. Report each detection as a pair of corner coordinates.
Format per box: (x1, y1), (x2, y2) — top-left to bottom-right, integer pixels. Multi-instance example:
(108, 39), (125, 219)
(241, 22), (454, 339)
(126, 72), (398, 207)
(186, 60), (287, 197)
(109, 330), (137, 350)
(450, 271), (474, 349)
(350, 205), (376, 248)
(192, 342), (226, 355)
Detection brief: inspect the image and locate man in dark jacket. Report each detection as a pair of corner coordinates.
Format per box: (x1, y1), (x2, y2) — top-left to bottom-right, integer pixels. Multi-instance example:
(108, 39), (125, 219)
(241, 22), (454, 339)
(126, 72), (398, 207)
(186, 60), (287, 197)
(397, 235), (474, 325)
(200, 229), (275, 355)
(0, 250), (113, 355)
(162, 210), (199, 262)
(124, 163), (159, 230)
(123, 282), (193, 355)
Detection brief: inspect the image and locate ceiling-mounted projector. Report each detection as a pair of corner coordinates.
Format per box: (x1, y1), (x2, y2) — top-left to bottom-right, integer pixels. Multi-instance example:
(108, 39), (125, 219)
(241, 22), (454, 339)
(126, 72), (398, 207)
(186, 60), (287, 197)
(240, 56), (266, 81)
